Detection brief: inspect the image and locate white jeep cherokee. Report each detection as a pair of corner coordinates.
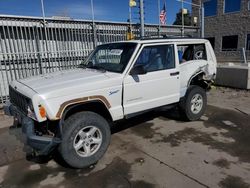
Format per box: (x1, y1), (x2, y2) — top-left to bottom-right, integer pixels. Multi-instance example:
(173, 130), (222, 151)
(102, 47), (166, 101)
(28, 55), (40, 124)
(4, 38), (217, 168)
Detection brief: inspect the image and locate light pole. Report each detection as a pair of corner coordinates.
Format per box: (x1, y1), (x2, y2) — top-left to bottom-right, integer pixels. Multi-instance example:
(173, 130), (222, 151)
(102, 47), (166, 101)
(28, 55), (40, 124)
(176, 0), (204, 38)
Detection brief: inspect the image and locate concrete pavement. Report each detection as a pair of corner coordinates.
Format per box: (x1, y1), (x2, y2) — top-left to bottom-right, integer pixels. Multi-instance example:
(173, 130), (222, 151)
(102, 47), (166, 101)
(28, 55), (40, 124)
(0, 104), (250, 188)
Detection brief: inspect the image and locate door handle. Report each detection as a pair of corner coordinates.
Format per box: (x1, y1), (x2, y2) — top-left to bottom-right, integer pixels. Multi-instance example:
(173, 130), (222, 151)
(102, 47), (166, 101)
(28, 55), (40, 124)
(170, 71), (180, 76)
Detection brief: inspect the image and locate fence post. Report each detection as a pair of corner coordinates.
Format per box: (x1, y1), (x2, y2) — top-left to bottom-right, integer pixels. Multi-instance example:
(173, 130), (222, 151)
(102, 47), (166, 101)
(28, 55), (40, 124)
(242, 48), (247, 64)
(34, 26), (43, 74)
(92, 23), (97, 48)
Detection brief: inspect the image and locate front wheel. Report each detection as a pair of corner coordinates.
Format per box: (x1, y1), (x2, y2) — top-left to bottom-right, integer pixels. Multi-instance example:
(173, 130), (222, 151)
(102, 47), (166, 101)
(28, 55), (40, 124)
(59, 111), (111, 168)
(179, 85), (207, 121)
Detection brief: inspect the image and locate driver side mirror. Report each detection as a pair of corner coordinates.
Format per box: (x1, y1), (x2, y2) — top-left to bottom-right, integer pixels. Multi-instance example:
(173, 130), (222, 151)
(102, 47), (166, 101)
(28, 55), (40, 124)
(130, 65), (147, 75)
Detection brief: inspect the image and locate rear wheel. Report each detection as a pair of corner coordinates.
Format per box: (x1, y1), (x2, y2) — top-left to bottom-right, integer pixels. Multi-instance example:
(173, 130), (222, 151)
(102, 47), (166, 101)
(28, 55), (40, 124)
(179, 85), (207, 121)
(59, 111), (111, 168)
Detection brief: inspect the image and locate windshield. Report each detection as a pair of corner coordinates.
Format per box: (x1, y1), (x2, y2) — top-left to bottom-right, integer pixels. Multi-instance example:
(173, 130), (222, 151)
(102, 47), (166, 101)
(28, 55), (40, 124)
(82, 43), (137, 73)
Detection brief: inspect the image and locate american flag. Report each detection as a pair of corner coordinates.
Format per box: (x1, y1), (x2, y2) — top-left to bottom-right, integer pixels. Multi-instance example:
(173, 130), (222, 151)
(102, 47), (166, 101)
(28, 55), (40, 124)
(160, 3), (166, 25)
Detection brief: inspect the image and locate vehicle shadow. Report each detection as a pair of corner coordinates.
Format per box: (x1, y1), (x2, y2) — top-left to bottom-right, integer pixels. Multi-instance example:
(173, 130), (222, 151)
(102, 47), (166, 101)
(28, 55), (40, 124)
(111, 106), (185, 134)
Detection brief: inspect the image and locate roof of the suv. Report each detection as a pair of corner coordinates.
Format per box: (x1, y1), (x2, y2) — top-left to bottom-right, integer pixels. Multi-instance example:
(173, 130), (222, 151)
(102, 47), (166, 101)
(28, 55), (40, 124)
(109, 38), (208, 45)
(132, 38), (208, 44)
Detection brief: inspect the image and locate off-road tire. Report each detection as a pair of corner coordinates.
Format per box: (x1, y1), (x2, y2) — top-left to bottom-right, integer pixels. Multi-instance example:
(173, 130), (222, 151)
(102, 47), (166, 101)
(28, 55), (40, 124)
(179, 85), (207, 121)
(59, 111), (111, 168)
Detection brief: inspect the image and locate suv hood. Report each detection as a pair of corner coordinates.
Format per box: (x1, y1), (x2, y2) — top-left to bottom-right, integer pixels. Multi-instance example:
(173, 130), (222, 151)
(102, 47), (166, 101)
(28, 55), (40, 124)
(17, 68), (120, 98)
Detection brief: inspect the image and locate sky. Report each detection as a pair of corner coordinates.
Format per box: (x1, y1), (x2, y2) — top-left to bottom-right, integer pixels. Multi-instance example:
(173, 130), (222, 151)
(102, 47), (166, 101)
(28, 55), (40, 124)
(0, 0), (192, 25)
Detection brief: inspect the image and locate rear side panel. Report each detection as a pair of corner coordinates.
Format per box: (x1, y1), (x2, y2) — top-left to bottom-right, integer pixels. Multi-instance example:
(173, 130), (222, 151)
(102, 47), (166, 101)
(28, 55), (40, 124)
(178, 41), (217, 97)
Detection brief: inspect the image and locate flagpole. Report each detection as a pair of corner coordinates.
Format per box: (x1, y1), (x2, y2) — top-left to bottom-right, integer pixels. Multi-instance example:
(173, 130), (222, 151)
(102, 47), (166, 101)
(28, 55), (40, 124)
(158, 0), (161, 37)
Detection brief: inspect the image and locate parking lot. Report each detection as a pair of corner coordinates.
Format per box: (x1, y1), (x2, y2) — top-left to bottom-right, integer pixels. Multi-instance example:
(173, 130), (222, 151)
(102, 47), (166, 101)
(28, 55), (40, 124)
(0, 87), (250, 188)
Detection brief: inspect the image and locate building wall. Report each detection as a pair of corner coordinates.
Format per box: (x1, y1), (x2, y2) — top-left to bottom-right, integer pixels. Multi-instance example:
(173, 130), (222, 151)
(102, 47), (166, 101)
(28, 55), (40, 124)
(192, 0), (250, 63)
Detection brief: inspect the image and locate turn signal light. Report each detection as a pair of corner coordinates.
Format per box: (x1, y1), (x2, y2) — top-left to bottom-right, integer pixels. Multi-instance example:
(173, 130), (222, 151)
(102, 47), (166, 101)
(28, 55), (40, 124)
(39, 105), (46, 118)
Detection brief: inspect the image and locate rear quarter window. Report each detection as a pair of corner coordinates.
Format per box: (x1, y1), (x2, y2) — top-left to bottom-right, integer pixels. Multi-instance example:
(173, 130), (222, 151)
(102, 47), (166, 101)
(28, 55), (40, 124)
(177, 44), (207, 64)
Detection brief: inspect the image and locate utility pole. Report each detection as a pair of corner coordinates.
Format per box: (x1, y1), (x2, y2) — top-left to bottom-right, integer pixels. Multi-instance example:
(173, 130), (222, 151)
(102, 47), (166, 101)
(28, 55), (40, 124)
(139, 0), (145, 37)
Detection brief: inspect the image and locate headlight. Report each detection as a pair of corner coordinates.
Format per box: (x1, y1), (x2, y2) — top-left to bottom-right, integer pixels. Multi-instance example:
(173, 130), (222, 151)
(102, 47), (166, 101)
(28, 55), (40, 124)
(26, 99), (36, 119)
(27, 100), (34, 112)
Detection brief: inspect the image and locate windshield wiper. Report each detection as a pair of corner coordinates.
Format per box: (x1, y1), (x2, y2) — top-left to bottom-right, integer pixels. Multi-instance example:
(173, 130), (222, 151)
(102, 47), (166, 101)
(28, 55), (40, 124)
(86, 65), (106, 72)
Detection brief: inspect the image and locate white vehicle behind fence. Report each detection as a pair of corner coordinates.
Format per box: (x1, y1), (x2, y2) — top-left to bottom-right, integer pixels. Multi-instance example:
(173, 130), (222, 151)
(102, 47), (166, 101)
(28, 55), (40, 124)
(4, 37), (217, 168)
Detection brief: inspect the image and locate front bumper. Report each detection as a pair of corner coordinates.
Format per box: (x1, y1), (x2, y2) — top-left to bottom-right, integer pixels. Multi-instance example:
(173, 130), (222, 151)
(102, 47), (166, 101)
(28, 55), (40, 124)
(4, 102), (61, 155)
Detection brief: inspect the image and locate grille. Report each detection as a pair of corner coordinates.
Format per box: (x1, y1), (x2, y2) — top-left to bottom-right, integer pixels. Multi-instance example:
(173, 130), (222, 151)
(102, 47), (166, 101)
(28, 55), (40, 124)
(9, 86), (30, 115)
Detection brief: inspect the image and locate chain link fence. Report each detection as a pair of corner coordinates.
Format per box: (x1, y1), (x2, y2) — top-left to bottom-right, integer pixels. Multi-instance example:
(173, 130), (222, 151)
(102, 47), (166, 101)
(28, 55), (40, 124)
(0, 15), (199, 105)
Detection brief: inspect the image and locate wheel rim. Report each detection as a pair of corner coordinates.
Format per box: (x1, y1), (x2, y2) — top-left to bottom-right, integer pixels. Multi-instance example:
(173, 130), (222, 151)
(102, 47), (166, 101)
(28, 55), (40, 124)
(190, 94), (203, 114)
(73, 126), (102, 157)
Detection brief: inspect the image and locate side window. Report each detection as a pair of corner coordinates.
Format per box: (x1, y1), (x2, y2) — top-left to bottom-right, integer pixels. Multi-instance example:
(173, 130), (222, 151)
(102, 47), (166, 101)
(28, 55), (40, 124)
(177, 44), (207, 64)
(134, 45), (175, 72)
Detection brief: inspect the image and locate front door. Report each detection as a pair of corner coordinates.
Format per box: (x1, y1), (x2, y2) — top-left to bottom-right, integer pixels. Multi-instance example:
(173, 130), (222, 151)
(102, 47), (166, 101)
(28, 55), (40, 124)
(123, 44), (180, 115)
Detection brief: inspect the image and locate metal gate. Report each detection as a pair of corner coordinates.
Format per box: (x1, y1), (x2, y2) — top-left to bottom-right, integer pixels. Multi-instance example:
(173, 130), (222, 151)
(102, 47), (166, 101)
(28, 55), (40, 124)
(0, 15), (199, 105)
